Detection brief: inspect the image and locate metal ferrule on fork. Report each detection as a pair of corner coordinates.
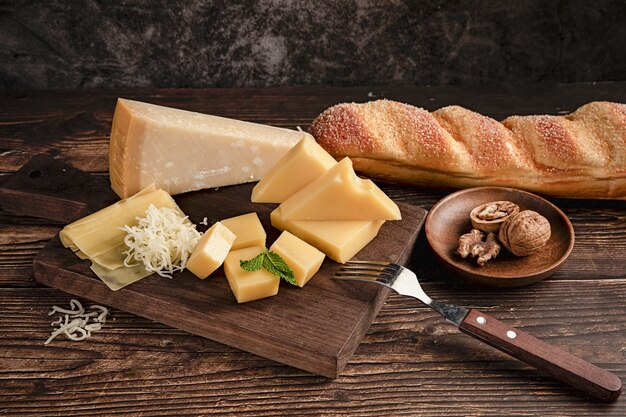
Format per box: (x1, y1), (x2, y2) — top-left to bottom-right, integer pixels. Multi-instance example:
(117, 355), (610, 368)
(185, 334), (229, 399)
(334, 261), (469, 325)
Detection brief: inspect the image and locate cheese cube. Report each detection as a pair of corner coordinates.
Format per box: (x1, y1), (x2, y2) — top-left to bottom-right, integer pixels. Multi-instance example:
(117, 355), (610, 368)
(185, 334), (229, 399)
(186, 222), (236, 279)
(279, 157), (401, 221)
(251, 136), (337, 203)
(223, 246), (280, 303)
(271, 207), (384, 263)
(269, 231), (325, 287)
(220, 213), (266, 250)
(109, 98), (310, 198)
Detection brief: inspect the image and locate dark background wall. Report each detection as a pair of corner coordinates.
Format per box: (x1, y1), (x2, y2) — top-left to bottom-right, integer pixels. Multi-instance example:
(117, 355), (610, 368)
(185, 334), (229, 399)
(1, 0), (625, 89)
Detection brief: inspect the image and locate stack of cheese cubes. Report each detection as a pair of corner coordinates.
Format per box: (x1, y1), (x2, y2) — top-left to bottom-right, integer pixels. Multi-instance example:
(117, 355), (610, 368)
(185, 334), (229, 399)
(188, 210), (326, 304)
(253, 137), (401, 263)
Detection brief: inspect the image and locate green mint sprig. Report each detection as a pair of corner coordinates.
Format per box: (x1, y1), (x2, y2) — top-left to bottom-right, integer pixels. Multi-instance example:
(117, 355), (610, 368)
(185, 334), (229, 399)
(240, 249), (297, 286)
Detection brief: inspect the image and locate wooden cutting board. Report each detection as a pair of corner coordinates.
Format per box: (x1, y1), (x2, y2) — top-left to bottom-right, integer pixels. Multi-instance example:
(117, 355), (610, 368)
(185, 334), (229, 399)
(2, 156), (427, 378)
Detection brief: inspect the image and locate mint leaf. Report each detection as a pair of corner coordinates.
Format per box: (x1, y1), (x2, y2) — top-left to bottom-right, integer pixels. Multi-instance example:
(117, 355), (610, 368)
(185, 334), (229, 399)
(239, 250), (265, 272)
(239, 249), (297, 286)
(263, 251), (297, 286)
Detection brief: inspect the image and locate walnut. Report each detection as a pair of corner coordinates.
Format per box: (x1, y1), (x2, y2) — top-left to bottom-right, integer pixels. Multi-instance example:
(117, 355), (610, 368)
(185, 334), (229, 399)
(457, 229), (484, 258)
(472, 233), (501, 266)
(470, 201), (520, 232)
(457, 229), (500, 266)
(498, 210), (551, 256)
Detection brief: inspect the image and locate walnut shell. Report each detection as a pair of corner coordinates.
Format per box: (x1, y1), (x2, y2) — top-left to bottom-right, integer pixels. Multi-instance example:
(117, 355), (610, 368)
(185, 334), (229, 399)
(470, 201), (520, 232)
(498, 210), (551, 256)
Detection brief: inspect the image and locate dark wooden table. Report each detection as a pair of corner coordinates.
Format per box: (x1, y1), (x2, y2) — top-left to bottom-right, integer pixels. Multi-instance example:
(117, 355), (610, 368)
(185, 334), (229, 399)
(1, 84), (625, 416)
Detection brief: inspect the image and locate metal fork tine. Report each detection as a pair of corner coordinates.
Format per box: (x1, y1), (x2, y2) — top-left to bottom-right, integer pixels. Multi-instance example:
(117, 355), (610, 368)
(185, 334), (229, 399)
(339, 265), (397, 274)
(345, 260), (390, 265)
(345, 260), (395, 269)
(333, 275), (391, 286)
(343, 263), (398, 272)
(335, 261), (469, 328)
(333, 274), (380, 281)
(335, 271), (394, 281)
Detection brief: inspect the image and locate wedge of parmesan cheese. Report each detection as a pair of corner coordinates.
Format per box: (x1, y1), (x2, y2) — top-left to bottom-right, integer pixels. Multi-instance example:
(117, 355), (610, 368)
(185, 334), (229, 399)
(109, 98), (310, 198)
(60, 185), (189, 290)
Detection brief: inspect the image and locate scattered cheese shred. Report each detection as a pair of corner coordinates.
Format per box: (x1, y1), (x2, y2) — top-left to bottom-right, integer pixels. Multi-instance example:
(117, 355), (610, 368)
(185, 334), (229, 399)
(200, 217), (209, 226)
(120, 204), (202, 278)
(45, 299), (109, 345)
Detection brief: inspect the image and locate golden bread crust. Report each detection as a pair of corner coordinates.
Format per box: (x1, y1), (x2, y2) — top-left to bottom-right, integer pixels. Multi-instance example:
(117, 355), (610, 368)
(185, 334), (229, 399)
(309, 99), (626, 200)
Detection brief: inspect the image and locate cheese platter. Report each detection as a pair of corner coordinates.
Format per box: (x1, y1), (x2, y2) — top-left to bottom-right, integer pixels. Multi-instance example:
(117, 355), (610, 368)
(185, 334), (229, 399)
(2, 154), (426, 378)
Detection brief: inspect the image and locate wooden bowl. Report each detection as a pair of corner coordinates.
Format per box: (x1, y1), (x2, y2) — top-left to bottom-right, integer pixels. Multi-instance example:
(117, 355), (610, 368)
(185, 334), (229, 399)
(425, 187), (574, 287)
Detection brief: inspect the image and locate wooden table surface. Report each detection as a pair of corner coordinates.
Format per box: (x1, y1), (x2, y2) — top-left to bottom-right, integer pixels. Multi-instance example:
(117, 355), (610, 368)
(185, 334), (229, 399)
(1, 84), (625, 416)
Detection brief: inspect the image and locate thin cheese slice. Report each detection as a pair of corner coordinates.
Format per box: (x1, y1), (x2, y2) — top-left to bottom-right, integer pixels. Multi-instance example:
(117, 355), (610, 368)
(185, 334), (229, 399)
(109, 98), (310, 198)
(60, 185), (183, 290)
(61, 185), (158, 254)
(61, 185), (180, 270)
(90, 262), (154, 291)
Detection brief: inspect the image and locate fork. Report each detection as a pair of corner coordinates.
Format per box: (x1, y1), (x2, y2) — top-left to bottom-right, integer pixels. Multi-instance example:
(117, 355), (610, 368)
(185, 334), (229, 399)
(334, 261), (622, 402)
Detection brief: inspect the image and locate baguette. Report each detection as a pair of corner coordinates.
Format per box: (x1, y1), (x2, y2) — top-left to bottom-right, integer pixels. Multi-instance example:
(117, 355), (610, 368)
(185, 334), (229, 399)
(309, 100), (626, 200)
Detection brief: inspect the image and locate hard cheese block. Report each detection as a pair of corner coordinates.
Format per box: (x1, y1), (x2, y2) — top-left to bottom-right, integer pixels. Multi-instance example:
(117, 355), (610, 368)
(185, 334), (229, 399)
(223, 246), (280, 303)
(186, 221), (236, 279)
(251, 136), (337, 203)
(109, 98), (309, 198)
(279, 157), (401, 221)
(271, 207), (384, 263)
(220, 212), (266, 250)
(269, 231), (325, 287)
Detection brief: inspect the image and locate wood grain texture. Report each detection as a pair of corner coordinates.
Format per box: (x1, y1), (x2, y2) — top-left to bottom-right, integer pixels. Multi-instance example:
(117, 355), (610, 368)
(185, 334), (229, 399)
(0, 281), (624, 416)
(1, 85), (625, 415)
(0, 155), (117, 222)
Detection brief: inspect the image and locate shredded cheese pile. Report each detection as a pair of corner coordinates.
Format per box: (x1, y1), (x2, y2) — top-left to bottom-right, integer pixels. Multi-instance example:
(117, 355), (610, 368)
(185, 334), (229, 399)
(45, 299), (108, 345)
(120, 204), (201, 277)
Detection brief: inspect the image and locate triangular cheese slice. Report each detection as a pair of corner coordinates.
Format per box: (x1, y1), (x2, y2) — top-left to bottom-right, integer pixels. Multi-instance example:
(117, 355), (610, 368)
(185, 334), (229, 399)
(251, 136), (336, 203)
(279, 157), (401, 221)
(109, 98), (309, 198)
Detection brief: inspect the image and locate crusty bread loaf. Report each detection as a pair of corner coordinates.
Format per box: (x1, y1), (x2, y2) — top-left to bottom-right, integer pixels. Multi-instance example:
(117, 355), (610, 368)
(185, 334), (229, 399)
(309, 100), (626, 199)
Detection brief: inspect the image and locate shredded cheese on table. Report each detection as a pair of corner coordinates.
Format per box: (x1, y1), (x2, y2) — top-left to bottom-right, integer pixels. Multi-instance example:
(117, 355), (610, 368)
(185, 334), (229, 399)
(45, 299), (109, 345)
(120, 204), (202, 278)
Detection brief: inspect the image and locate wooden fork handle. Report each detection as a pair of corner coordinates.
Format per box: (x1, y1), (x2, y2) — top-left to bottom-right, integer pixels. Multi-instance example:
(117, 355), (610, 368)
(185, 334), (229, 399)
(458, 309), (622, 402)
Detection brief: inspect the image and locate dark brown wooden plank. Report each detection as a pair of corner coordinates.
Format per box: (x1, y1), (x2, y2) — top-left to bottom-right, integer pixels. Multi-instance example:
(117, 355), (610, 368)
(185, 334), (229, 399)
(0, 155), (118, 222)
(0, 280), (623, 416)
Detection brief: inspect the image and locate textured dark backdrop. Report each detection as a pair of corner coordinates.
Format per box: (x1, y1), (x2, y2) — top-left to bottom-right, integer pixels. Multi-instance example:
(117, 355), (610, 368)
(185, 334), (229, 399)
(1, 0), (625, 89)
